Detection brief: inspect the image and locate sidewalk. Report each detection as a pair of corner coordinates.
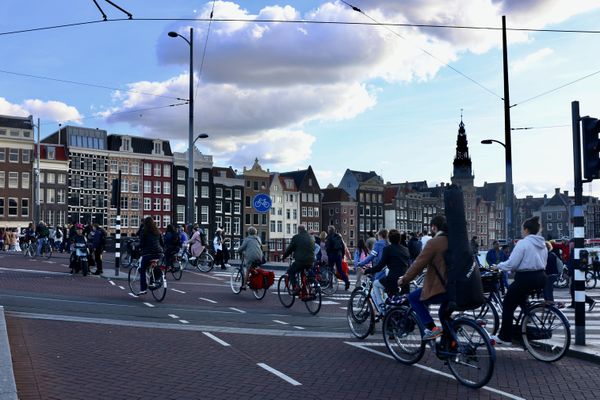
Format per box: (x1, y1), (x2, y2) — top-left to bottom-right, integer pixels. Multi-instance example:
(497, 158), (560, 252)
(0, 307), (18, 400)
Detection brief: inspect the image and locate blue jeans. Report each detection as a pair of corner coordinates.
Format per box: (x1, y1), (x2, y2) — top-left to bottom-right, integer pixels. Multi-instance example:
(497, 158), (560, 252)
(543, 274), (558, 302)
(140, 254), (162, 291)
(409, 288), (449, 328)
(372, 279), (387, 314)
(37, 238), (47, 256)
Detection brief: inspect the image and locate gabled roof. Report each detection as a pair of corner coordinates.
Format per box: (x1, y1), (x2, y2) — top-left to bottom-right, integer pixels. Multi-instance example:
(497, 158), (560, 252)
(476, 182), (505, 202)
(107, 134), (173, 156)
(546, 192), (570, 207)
(347, 169), (382, 183)
(213, 166), (236, 179)
(0, 114), (32, 130)
(280, 165), (319, 190)
(322, 187), (353, 203)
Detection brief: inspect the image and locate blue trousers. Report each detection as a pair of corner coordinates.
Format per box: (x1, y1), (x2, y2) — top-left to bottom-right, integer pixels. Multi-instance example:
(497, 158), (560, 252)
(409, 288), (449, 327)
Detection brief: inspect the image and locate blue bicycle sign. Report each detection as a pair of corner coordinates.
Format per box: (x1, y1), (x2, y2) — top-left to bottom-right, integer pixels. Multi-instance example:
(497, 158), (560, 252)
(253, 194), (272, 213)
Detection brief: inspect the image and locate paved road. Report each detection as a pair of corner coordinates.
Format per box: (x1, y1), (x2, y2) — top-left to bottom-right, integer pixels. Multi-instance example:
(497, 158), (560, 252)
(1, 251), (600, 399)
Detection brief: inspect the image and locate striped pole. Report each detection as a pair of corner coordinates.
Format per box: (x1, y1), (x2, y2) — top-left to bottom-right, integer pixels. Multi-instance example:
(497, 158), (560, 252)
(115, 170), (122, 277)
(572, 101), (586, 345)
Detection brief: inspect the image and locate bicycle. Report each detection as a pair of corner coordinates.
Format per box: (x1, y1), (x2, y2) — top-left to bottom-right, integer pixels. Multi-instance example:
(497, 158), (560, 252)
(277, 261), (322, 315)
(459, 269), (502, 336)
(166, 252), (184, 281)
(182, 247), (215, 273)
(553, 263), (570, 289)
(347, 275), (378, 339)
(230, 259), (270, 300)
(315, 261), (339, 296)
(22, 239), (36, 258)
(39, 239), (53, 259)
(585, 262), (599, 289)
(128, 256), (168, 302)
(382, 298), (496, 389)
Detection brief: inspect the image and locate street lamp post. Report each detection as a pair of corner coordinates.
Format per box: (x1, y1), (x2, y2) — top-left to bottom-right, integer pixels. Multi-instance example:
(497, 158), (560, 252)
(168, 28), (196, 227)
(481, 139), (514, 242)
(28, 116), (41, 225)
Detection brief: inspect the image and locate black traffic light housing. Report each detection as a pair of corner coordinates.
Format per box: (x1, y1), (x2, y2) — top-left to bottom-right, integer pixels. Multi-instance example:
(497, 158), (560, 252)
(582, 116), (600, 181)
(111, 179), (120, 208)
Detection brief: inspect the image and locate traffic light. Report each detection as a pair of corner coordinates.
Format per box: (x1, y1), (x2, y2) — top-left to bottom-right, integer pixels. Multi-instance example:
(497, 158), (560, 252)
(111, 179), (120, 208)
(582, 116), (600, 180)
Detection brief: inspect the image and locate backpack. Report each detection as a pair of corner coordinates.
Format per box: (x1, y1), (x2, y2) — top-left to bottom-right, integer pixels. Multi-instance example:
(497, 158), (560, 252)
(438, 185), (485, 312)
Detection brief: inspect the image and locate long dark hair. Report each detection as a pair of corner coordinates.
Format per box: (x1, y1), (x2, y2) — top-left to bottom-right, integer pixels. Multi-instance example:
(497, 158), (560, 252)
(142, 216), (160, 235)
(357, 238), (368, 256)
(166, 224), (176, 235)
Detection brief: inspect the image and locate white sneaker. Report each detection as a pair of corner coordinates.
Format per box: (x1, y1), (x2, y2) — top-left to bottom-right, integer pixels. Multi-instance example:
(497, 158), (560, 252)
(490, 335), (512, 345)
(225, 263), (232, 267)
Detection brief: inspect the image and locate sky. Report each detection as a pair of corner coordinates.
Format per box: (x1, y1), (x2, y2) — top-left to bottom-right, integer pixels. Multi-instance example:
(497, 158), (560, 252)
(1, 0), (600, 198)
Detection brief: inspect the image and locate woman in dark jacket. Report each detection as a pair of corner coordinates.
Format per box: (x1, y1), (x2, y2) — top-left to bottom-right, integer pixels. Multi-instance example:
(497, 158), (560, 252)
(364, 229), (410, 314)
(163, 224), (181, 270)
(139, 217), (164, 294)
(91, 223), (107, 275)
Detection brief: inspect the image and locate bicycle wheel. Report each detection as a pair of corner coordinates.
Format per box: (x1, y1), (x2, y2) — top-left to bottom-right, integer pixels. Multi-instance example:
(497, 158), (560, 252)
(44, 244), (53, 259)
(320, 267), (339, 296)
(230, 267), (244, 294)
(121, 251), (131, 267)
(522, 304), (570, 362)
(22, 244), (29, 257)
(447, 318), (496, 389)
(150, 271), (167, 302)
(346, 287), (375, 339)
(382, 306), (425, 364)
(585, 271), (597, 290)
(128, 266), (141, 295)
(252, 275), (268, 300)
(460, 300), (499, 336)
(196, 252), (214, 272)
(304, 281), (322, 315)
(277, 274), (295, 308)
(171, 259), (183, 281)
(554, 269), (569, 289)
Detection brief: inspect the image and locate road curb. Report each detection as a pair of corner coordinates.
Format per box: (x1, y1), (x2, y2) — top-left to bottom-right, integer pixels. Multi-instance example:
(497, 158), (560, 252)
(0, 306), (18, 400)
(567, 345), (600, 363)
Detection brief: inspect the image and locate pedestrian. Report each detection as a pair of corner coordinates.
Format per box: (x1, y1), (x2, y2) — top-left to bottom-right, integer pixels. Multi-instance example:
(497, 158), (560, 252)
(35, 221), (50, 257)
(353, 238), (370, 287)
(567, 240), (596, 311)
(326, 225), (350, 290)
(220, 226), (232, 268)
(91, 223), (107, 275)
(54, 225), (63, 251)
(407, 232), (422, 264)
(486, 240), (508, 294)
(543, 241), (563, 306)
(366, 230), (376, 252)
(213, 228), (226, 270)
(319, 231), (329, 266)
(356, 229), (389, 278)
(0, 229), (4, 251)
(470, 235), (480, 256)
(420, 229), (432, 248)
(11, 228), (20, 252)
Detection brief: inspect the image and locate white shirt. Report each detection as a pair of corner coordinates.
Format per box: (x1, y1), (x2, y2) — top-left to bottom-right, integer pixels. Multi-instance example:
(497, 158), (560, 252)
(420, 235), (432, 248)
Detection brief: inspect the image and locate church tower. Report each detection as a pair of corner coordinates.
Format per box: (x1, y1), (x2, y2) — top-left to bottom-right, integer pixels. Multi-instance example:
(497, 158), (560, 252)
(451, 119), (474, 188)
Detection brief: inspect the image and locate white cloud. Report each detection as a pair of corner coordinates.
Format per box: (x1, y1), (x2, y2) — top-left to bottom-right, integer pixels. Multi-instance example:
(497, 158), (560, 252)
(0, 97), (82, 124)
(511, 47), (554, 73)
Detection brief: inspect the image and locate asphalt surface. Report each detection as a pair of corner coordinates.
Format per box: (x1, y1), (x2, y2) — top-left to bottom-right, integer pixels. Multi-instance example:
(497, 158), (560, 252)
(1, 251), (600, 400)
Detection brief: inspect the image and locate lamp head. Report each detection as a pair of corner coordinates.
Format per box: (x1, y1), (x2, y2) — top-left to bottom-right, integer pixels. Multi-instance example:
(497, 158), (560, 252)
(197, 133), (209, 139)
(481, 140), (493, 145)
(168, 31), (179, 38)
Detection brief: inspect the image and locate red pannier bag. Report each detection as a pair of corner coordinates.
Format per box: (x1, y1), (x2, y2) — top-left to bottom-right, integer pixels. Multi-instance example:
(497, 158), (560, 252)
(335, 259), (350, 279)
(250, 268), (275, 289)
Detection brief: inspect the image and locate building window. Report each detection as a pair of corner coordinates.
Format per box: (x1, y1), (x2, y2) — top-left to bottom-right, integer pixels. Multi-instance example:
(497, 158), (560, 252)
(234, 189), (241, 199)
(163, 215), (170, 228)
(154, 181), (161, 194)
(301, 207), (307, 217)
(233, 217), (240, 235)
(21, 198), (29, 217)
(215, 201), (222, 213)
(163, 164), (171, 177)
(21, 172), (30, 189)
(153, 198), (161, 211)
(0, 148), (4, 162)
(9, 149), (19, 163)
(131, 180), (139, 193)
(233, 203), (240, 214)
(176, 205), (185, 223)
(8, 198), (17, 216)
(153, 142), (162, 155)
(143, 163), (151, 176)
(201, 172), (209, 182)
(22, 149), (30, 163)
(8, 172), (18, 188)
(47, 188), (55, 203)
(177, 184), (185, 197)
(0, 198), (4, 216)
(121, 179), (129, 193)
(177, 169), (186, 180)
(144, 198), (151, 211)
(216, 187), (223, 198)
(110, 160), (118, 173)
(154, 215), (161, 227)
(153, 164), (161, 177)
(131, 163), (140, 175)
(245, 196), (250, 207)
(0, 172), (5, 188)
(131, 197), (139, 210)
(163, 182), (171, 195)
(547, 222), (553, 231)
(201, 206), (209, 224)
(144, 181), (151, 194)
(201, 186), (209, 198)
(277, 221), (283, 233)
(270, 220), (276, 232)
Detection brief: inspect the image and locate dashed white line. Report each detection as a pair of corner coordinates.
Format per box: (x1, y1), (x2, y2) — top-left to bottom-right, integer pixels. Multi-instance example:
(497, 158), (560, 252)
(320, 300), (340, 305)
(273, 320), (289, 325)
(199, 297), (217, 304)
(229, 307), (246, 314)
(143, 302), (155, 308)
(108, 280), (116, 286)
(339, 307), (347, 310)
(168, 314), (179, 319)
(293, 326), (305, 330)
(179, 320), (190, 324)
(171, 288), (186, 294)
(118, 286), (125, 290)
(202, 332), (230, 346)
(257, 363), (301, 386)
(128, 293), (137, 297)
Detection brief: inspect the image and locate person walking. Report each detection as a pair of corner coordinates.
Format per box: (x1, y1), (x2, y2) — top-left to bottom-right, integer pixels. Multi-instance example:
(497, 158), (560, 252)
(35, 221), (50, 257)
(326, 225), (350, 290)
(213, 228), (226, 270)
(407, 232), (422, 264)
(91, 223), (107, 275)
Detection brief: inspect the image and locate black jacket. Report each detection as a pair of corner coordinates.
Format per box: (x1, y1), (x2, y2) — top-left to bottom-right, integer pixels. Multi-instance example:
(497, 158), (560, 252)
(283, 230), (315, 265)
(140, 231), (164, 256)
(408, 237), (422, 260)
(368, 243), (410, 294)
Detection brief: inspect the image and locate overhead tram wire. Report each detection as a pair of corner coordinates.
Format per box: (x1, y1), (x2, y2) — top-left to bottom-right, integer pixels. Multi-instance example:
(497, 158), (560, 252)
(2, 16), (600, 37)
(511, 124), (571, 131)
(194, 0), (216, 101)
(340, 1), (503, 100)
(0, 69), (186, 101)
(511, 68), (600, 108)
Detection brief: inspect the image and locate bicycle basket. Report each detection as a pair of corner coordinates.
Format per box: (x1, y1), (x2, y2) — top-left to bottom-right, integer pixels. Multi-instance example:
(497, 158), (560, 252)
(525, 326), (553, 341)
(480, 273), (499, 293)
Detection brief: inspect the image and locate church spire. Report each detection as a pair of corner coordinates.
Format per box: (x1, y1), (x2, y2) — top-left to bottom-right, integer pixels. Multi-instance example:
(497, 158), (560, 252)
(452, 118), (473, 183)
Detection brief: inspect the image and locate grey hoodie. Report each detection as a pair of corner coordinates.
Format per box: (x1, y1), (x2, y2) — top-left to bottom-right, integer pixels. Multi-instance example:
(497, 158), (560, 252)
(497, 234), (548, 273)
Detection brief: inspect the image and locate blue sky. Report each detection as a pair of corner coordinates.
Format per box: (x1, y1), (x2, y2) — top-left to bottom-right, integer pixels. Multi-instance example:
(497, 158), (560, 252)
(1, 1), (600, 197)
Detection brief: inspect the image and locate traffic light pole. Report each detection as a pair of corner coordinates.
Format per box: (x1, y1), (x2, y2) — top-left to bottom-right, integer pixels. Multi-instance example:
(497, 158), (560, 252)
(571, 101), (586, 346)
(115, 169), (122, 277)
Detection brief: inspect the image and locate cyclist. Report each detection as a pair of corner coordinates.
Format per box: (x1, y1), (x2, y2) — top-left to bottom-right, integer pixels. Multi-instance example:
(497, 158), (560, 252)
(69, 224), (87, 274)
(24, 223), (36, 251)
(163, 224), (181, 271)
(237, 226), (263, 289)
(353, 238), (370, 287)
(491, 216), (548, 345)
(282, 225), (315, 294)
(138, 216), (164, 295)
(397, 216), (449, 341)
(486, 240), (508, 294)
(357, 229), (389, 282)
(36, 221), (50, 257)
(364, 229), (410, 316)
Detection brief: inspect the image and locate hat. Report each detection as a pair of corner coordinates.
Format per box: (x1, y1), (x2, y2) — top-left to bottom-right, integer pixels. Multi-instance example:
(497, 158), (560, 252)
(75, 223), (84, 229)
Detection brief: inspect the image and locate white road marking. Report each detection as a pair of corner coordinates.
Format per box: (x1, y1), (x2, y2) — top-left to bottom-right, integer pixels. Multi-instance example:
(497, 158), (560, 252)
(273, 320), (289, 325)
(128, 293), (137, 298)
(143, 302), (155, 308)
(108, 280), (116, 286)
(293, 326), (305, 330)
(202, 332), (230, 346)
(257, 363), (301, 386)
(118, 286), (125, 290)
(199, 297), (217, 304)
(339, 307), (348, 310)
(179, 320), (190, 324)
(168, 314), (179, 319)
(171, 288), (186, 294)
(320, 300), (340, 305)
(229, 307), (246, 314)
(188, 271), (223, 281)
(345, 342), (526, 400)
